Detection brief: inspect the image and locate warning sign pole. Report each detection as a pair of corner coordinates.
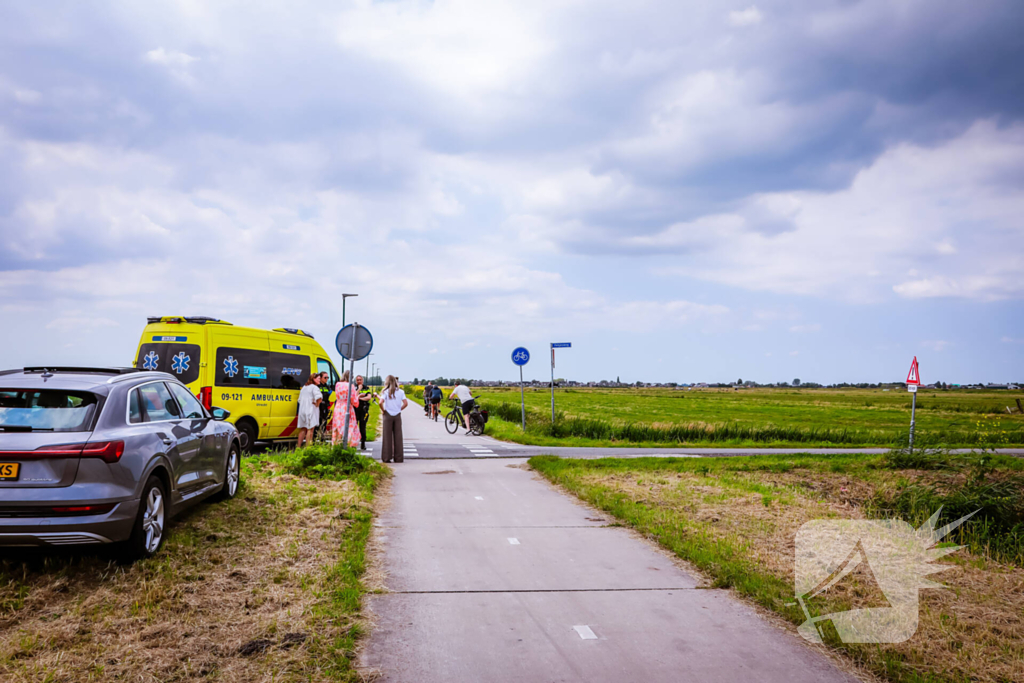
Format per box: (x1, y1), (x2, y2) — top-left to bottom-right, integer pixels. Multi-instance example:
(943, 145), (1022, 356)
(906, 357), (921, 450)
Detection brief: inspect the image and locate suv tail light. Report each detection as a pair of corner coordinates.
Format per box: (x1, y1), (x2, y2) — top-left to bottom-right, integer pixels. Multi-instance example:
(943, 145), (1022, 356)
(199, 386), (213, 411)
(0, 441), (125, 464)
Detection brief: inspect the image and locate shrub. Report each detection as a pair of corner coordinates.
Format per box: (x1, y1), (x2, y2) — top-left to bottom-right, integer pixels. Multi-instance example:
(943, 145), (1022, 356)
(278, 443), (377, 480)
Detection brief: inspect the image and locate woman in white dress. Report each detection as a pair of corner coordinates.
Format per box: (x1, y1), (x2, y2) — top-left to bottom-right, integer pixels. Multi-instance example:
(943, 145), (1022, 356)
(295, 373), (323, 448)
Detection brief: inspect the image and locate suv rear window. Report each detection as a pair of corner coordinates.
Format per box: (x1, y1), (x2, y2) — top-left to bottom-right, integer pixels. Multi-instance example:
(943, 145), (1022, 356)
(0, 390), (99, 432)
(136, 343), (202, 385)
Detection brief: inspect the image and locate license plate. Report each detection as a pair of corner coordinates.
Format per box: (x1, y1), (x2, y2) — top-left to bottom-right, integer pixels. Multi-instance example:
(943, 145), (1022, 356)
(0, 463), (19, 480)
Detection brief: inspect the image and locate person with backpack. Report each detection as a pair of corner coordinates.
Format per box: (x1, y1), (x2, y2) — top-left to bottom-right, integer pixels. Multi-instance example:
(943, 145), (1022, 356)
(430, 383), (443, 419)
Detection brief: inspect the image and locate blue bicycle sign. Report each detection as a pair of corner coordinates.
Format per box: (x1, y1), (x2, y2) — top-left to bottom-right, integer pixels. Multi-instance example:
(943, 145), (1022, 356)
(511, 347), (530, 366)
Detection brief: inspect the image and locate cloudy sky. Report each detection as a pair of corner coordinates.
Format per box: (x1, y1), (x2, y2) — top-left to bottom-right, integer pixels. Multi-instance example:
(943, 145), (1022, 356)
(1, 0), (1022, 384)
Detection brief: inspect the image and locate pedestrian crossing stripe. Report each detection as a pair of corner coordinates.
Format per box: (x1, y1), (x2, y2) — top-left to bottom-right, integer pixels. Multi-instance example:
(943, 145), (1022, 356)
(465, 444), (497, 457)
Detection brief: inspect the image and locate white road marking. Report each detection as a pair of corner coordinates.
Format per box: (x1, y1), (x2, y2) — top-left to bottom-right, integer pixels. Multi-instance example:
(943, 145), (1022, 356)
(508, 538), (520, 545)
(475, 496), (484, 500)
(573, 625), (597, 640)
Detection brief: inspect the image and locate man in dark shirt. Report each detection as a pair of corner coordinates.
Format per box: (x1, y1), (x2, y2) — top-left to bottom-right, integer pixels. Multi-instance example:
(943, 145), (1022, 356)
(423, 382), (433, 415)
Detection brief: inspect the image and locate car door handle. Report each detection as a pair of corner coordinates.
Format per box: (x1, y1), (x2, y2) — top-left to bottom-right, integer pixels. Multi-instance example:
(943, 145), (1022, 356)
(161, 438), (173, 445)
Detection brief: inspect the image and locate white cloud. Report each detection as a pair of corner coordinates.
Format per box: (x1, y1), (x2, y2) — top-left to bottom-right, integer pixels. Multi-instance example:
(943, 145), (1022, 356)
(643, 121), (1024, 302)
(728, 6), (763, 27)
(921, 340), (951, 352)
(14, 89), (41, 104)
(144, 48), (199, 85)
(335, 0), (555, 106)
(144, 48), (198, 67)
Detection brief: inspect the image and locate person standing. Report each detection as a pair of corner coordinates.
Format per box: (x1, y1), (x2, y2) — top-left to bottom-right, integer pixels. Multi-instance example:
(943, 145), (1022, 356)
(353, 374), (373, 450)
(332, 370), (361, 448)
(379, 375), (408, 463)
(295, 373), (322, 448)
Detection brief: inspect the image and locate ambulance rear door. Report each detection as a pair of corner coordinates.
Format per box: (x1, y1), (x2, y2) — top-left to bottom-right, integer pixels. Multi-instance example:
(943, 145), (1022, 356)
(266, 335), (312, 438)
(135, 326), (203, 391)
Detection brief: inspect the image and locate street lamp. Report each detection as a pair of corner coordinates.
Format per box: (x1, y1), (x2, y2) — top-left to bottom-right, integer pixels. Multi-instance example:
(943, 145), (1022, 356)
(341, 293), (358, 328)
(365, 353), (374, 386)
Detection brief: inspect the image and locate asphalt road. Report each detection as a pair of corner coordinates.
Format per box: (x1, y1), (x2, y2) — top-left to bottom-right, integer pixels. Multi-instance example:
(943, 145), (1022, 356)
(364, 404), (1024, 459)
(360, 435), (859, 681)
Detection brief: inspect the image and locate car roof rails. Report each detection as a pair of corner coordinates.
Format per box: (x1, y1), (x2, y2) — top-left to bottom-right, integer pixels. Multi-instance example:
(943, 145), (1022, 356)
(146, 316), (233, 325)
(22, 367), (142, 375)
(273, 328), (315, 339)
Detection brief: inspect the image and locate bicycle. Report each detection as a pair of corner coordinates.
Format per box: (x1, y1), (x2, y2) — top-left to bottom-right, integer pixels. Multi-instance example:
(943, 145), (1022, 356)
(445, 399), (487, 436)
(311, 398), (335, 444)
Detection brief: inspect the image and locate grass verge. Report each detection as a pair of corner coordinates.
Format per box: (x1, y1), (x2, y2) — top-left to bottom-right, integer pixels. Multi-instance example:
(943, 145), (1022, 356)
(0, 444), (388, 683)
(529, 450), (1024, 683)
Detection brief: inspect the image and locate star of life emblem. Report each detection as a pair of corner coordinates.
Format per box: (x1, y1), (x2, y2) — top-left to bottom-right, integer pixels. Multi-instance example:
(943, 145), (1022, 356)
(142, 351), (159, 370)
(223, 356), (239, 377)
(171, 352), (190, 374)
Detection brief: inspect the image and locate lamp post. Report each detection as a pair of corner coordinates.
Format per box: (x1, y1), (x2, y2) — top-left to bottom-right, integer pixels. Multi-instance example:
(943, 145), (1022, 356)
(341, 293), (358, 328)
(365, 353), (373, 386)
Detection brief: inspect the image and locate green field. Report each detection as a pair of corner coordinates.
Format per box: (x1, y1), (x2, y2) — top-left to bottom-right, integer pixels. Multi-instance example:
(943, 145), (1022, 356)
(459, 386), (1024, 448)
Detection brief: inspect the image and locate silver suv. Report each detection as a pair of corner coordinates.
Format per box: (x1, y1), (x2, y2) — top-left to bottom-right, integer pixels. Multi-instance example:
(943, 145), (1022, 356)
(0, 367), (241, 558)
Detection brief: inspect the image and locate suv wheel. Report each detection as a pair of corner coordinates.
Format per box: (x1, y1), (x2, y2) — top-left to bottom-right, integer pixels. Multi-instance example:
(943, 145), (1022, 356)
(123, 476), (166, 560)
(215, 444), (241, 501)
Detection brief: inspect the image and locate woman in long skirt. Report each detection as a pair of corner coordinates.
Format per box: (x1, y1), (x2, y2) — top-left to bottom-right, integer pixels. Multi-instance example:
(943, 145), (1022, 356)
(379, 375), (408, 463)
(332, 370), (362, 448)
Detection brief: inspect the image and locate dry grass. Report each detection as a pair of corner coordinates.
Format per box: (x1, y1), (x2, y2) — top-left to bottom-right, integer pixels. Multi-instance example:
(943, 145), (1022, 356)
(0, 459), (380, 683)
(533, 458), (1024, 683)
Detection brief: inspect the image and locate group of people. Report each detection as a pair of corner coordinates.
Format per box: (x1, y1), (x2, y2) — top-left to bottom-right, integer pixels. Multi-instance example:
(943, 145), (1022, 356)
(294, 371), (409, 462)
(293, 374), (479, 463)
(422, 381), (476, 432)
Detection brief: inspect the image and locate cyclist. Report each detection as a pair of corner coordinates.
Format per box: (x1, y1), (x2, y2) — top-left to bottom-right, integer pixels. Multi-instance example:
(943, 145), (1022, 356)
(423, 382), (434, 416)
(449, 383), (476, 432)
(430, 384), (443, 419)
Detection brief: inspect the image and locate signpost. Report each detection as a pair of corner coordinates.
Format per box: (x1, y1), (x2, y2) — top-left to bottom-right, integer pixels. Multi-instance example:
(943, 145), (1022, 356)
(511, 347), (530, 431)
(550, 342), (571, 424)
(906, 356), (921, 450)
(336, 323), (374, 448)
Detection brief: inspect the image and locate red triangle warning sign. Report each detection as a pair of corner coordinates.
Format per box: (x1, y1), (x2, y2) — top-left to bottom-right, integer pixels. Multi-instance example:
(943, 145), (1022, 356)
(906, 357), (920, 385)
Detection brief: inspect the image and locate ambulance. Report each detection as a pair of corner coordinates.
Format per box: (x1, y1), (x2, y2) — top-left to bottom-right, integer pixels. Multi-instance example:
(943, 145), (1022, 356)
(133, 316), (343, 450)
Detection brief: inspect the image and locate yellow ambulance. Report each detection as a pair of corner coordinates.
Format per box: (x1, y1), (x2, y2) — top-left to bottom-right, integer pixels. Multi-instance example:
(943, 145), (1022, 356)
(133, 316), (343, 450)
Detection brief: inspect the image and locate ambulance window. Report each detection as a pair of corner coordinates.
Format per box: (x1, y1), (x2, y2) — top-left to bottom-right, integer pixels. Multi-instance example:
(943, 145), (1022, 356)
(215, 347), (271, 388)
(270, 353), (309, 390)
(317, 359), (339, 387)
(136, 343), (202, 386)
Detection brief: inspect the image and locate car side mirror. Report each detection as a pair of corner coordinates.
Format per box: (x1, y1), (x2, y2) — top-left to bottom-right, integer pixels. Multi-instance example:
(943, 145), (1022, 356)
(211, 407), (231, 421)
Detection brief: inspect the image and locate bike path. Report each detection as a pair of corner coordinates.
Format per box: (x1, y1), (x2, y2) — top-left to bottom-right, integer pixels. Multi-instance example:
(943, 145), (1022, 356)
(360, 445), (859, 682)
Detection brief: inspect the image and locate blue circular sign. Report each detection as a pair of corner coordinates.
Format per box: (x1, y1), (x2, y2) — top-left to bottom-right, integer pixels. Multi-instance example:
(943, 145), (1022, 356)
(335, 323), (374, 361)
(511, 347), (530, 366)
